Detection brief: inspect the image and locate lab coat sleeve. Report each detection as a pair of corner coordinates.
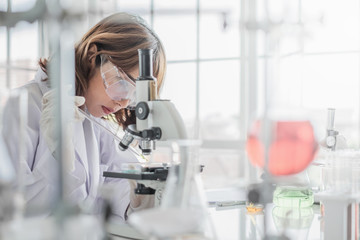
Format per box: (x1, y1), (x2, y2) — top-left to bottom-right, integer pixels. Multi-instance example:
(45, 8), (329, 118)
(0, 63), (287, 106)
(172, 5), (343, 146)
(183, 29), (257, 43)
(2, 83), (56, 210)
(2, 82), (85, 213)
(96, 120), (138, 221)
(2, 84), (41, 174)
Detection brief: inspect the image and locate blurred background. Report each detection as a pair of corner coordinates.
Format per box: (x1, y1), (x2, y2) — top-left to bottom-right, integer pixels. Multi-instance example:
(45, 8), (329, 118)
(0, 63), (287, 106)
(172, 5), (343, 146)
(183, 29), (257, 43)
(1, 0), (359, 190)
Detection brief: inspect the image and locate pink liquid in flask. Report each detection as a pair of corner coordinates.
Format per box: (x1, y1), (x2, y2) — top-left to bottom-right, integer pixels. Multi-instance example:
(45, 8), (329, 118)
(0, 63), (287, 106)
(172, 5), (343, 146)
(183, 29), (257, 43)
(246, 120), (318, 176)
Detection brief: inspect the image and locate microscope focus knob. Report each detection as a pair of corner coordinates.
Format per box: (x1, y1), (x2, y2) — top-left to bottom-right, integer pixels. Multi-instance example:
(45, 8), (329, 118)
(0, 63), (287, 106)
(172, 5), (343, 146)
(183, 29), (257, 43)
(142, 127), (162, 140)
(136, 102), (150, 120)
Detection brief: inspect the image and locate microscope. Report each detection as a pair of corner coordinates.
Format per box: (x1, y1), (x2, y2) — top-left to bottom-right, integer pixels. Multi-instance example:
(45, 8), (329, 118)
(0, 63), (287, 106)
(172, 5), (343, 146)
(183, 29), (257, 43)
(103, 49), (188, 206)
(118, 49), (187, 154)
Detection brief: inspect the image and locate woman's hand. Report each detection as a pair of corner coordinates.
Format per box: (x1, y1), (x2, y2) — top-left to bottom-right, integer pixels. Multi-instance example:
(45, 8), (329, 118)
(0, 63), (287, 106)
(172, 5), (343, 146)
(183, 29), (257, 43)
(126, 180), (155, 218)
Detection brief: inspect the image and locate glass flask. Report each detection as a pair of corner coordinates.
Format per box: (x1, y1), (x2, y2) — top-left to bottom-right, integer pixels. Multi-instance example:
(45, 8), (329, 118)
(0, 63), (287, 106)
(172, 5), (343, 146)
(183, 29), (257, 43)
(128, 140), (217, 240)
(246, 119), (318, 176)
(246, 116), (318, 213)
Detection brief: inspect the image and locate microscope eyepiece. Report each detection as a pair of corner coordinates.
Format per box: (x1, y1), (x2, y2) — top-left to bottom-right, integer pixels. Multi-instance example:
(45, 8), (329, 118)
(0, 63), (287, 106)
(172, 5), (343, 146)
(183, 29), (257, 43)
(138, 49), (156, 81)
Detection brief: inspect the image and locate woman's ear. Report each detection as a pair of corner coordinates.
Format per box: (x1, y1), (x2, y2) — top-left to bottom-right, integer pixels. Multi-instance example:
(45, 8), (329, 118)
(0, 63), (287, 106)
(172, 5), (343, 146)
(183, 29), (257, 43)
(88, 44), (98, 65)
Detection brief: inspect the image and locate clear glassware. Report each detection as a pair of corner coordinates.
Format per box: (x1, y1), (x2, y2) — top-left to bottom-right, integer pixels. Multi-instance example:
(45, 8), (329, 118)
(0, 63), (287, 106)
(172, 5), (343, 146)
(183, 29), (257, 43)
(272, 206), (314, 239)
(273, 185), (314, 208)
(246, 119), (318, 177)
(321, 149), (360, 195)
(246, 116), (318, 211)
(245, 208), (265, 240)
(129, 140), (217, 240)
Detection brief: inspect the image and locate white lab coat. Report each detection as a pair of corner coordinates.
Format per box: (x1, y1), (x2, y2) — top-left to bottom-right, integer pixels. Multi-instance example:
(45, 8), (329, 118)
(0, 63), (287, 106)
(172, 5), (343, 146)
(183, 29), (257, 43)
(2, 68), (137, 221)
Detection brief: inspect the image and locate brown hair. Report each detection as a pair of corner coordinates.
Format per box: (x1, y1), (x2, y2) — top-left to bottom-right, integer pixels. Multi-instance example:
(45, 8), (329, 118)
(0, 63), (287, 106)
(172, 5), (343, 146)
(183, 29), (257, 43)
(39, 12), (166, 129)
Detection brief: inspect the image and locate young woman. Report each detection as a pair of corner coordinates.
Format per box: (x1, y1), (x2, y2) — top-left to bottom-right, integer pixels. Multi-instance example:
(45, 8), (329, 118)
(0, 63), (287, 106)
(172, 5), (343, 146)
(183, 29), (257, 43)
(2, 12), (166, 221)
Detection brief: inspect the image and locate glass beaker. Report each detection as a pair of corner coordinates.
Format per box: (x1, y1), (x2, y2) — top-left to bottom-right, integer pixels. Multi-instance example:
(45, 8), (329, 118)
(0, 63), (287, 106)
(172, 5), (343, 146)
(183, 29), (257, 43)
(273, 184), (314, 208)
(315, 150), (360, 240)
(321, 149), (360, 194)
(272, 206), (314, 239)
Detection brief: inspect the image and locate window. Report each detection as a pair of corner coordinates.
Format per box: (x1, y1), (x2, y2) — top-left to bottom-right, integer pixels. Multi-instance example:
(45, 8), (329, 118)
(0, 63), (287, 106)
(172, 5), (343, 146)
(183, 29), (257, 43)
(3, 0), (360, 189)
(0, 0), (39, 89)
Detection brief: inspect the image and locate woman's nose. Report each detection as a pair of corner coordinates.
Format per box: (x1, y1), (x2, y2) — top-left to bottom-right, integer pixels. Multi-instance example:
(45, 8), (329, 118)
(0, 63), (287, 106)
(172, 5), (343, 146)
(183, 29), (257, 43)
(114, 99), (130, 109)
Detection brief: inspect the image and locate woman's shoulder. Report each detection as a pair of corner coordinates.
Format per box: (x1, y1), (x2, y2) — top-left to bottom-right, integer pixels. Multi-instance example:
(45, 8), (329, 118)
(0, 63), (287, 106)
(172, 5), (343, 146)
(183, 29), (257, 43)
(16, 80), (43, 107)
(16, 68), (49, 104)
(6, 77), (44, 117)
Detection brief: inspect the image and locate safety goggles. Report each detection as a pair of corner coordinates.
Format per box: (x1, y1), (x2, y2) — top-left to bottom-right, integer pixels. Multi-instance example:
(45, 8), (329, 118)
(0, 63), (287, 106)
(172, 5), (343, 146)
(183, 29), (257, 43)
(100, 55), (136, 109)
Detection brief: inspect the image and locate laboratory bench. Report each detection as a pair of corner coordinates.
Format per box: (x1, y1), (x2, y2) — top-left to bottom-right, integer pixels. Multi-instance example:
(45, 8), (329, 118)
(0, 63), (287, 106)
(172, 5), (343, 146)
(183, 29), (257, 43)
(107, 187), (323, 240)
(107, 203), (322, 240)
(2, 188), (354, 240)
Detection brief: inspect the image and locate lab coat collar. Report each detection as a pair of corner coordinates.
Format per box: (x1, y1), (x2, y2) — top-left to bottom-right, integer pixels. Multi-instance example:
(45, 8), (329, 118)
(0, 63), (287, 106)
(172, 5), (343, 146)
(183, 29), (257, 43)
(83, 118), (100, 200)
(73, 121), (90, 178)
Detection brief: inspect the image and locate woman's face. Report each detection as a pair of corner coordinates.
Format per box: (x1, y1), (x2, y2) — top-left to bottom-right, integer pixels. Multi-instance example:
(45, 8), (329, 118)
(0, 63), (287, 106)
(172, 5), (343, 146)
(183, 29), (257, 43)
(84, 66), (138, 117)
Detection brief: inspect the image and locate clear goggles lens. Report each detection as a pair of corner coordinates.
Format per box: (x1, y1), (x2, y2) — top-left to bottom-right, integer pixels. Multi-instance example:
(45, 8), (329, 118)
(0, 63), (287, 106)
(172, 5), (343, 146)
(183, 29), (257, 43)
(100, 55), (136, 108)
